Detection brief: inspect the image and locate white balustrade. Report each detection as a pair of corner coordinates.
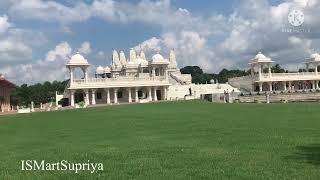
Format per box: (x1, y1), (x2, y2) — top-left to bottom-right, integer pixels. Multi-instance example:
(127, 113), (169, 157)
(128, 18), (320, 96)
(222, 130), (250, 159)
(253, 72), (320, 81)
(71, 76), (168, 88)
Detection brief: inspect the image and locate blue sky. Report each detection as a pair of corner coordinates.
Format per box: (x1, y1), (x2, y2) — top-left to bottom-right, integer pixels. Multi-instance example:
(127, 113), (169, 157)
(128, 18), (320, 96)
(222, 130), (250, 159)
(0, 0), (319, 84)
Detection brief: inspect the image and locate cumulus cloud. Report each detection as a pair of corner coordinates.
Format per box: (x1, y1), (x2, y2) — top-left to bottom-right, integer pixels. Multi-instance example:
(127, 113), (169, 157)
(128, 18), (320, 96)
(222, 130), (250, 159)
(46, 42), (72, 62)
(0, 15), (11, 34)
(0, 41), (92, 84)
(3, 0), (320, 84)
(78, 41), (91, 55)
(0, 15), (36, 65)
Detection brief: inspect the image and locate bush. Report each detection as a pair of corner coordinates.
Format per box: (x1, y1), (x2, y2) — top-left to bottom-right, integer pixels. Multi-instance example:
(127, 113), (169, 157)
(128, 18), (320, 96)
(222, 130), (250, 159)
(78, 101), (85, 108)
(280, 99), (287, 103)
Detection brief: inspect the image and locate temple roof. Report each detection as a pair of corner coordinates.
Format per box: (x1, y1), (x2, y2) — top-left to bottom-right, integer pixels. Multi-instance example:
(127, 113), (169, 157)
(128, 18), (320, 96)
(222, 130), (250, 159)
(305, 53), (320, 63)
(67, 53), (89, 66)
(0, 74), (15, 88)
(151, 53), (169, 65)
(249, 52), (273, 64)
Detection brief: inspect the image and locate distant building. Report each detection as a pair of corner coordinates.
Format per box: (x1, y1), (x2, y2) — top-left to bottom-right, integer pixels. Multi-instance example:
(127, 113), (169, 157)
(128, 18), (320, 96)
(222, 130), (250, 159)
(0, 74), (15, 112)
(63, 49), (238, 106)
(229, 52), (320, 92)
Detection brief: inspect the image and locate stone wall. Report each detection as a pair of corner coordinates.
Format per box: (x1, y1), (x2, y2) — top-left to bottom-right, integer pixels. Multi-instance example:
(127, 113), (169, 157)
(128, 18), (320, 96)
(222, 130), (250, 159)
(239, 92), (320, 103)
(228, 76), (253, 92)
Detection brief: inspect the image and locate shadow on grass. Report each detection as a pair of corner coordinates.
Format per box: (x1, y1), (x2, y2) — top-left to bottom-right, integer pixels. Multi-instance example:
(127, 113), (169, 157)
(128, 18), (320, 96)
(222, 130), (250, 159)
(287, 144), (320, 165)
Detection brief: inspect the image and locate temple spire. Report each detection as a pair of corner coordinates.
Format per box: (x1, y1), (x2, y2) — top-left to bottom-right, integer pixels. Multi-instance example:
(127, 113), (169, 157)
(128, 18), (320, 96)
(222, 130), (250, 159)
(129, 48), (137, 62)
(119, 50), (127, 66)
(112, 50), (121, 68)
(169, 49), (177, 68)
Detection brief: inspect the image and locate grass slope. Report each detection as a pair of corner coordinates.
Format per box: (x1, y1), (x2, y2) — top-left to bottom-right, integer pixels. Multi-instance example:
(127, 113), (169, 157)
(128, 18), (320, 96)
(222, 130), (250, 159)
(0, 100), (320, 179)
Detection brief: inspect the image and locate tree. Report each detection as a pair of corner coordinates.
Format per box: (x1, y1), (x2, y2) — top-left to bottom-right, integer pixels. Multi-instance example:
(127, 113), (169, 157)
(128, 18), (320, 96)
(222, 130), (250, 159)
(180, 66), (249, 84)
(10, 80), (68, 106)
(180, 66), (203, 76)
(271, 64), (286, 73)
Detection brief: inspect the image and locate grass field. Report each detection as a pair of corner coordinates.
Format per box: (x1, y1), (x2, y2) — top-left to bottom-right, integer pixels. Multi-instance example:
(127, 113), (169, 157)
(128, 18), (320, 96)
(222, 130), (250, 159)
(0, 100), (320, 179)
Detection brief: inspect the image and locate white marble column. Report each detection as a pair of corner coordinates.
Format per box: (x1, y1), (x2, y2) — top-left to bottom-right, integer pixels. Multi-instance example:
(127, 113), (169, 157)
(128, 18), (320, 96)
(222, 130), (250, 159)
(268, 64), (272, 77)
(114, 88), (118, 104)
(128, 88), (132, 103)
(70, 90), (75, 106)
(258, 65), (262, 79)
(84, 89), (90, 105)
(91, 89), (96, 105)
(312, 81), (316, 90)
(135, 88), (139, 102)
(153, 87), (157, 101)
(85, 70), (88, 82)
(315, 63), (318, 75)
(268, 82), (272, 92)
(288, 81), (292, 90)
(283, 82), (287, 91)
(148, 87), (152, 101)
(69, 67), (74, 86)
(106, 88), (111, 104)
(316, 81), (319, 89)
(163, 86), (167, 100)
(152, 67), (156, 80)
(259, 83), (263, 92)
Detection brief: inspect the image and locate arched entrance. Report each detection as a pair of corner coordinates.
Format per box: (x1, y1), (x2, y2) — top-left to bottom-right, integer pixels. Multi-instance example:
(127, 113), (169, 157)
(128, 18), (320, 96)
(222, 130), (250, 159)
(156, 89), (162, 100)
(74, 90), (84, 103)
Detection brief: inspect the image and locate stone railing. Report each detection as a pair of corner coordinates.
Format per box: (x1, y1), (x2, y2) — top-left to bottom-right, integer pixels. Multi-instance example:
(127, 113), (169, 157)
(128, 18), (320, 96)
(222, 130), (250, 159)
(170, 73), (192, 85)
(70, 76), (168, 88)
(255, 72), (320, 81)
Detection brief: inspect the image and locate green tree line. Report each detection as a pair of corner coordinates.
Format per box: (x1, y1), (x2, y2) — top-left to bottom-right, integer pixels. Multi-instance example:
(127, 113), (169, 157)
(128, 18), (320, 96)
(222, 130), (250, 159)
(11, 80), (68, 107)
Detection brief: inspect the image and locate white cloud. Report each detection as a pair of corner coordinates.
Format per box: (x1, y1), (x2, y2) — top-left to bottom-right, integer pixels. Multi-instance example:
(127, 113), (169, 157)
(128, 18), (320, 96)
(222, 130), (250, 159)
(0, 39), (32, 63)
(1, 41), (95, 84)
(9, 0), (91, 24)
(3, 0), (320, 84)
(78, 41), (91, 55)
(46, 42), (72, 62)
(0, 15), (11, 34)
(0, 15), (36, 65)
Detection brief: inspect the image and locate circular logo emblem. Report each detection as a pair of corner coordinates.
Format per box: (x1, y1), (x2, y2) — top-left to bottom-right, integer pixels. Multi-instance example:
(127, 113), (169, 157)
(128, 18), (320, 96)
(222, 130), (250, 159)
(288, 9), (304, 27)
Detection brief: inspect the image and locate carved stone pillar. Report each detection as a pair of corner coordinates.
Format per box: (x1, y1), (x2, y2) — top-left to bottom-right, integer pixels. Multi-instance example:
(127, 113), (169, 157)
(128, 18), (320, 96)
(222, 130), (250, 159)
(114, 88), (118, 104)
(84, 89), (89, 105)
(70, 90), (75, 107)
(128, 88), (132, 103)
(135, 88), (139, 102)
(105, 88), (111, 104)
(148, 87), (152, 101)
(91, 89), (96, 105)
(153, 87), (157, 101)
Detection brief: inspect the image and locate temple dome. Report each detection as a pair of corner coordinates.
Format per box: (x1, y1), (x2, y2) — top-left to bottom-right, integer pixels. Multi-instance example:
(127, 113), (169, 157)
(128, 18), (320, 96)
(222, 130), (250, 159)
(152, 53), (169, 64)
(255, 52), (266, 59)
(250, 51), (272, 64)
(96, 66), (104, 74)
(152, 53), (164, 61)
(310, 53), (320, 60)
(104, 66), (111, 73)
(67, 53), (89, 65)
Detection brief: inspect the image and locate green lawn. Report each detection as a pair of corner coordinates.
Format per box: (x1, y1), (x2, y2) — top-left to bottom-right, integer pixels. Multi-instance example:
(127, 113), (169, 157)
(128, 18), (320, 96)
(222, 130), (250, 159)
(1, 100), (320, 179)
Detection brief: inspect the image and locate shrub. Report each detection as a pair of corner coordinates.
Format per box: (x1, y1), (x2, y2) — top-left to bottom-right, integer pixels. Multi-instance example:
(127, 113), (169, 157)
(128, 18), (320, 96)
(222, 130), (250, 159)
(78, 101), (85, 108)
